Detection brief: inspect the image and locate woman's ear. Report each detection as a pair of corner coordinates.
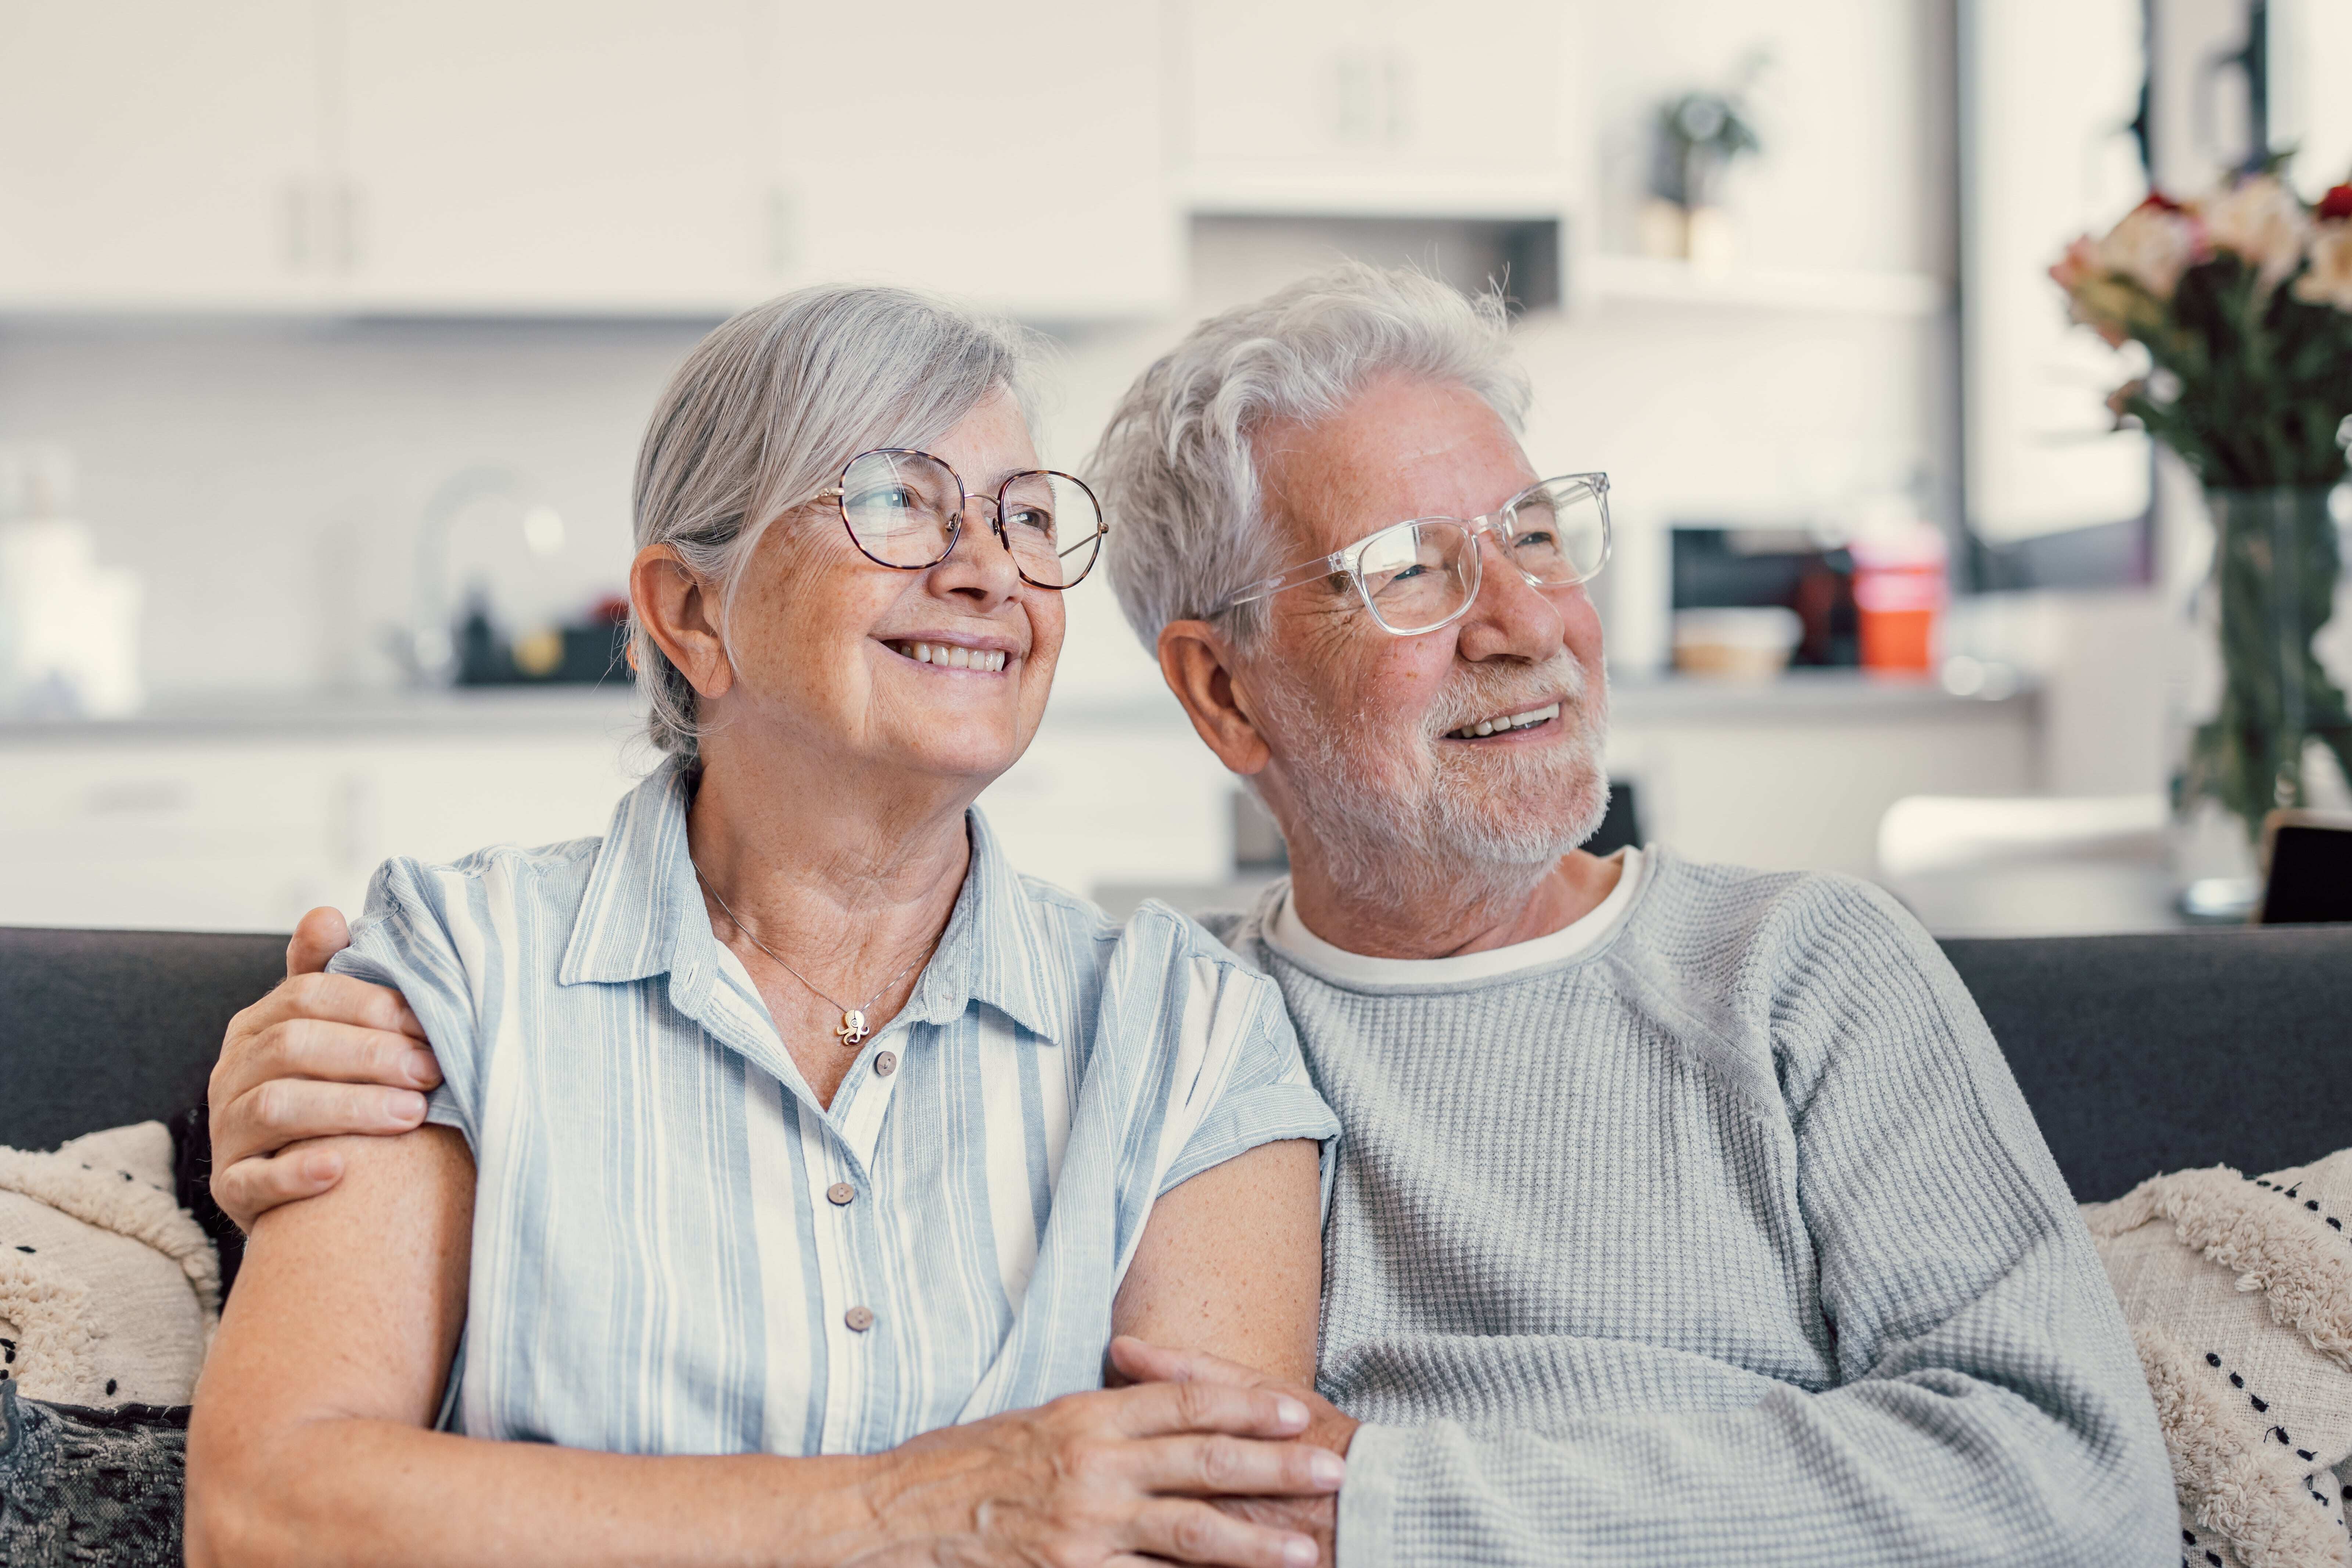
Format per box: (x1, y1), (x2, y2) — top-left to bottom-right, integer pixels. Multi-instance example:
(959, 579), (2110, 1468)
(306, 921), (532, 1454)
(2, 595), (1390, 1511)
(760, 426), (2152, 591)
(1157, 621), (1271, 777)
(630, 545), (734, 701)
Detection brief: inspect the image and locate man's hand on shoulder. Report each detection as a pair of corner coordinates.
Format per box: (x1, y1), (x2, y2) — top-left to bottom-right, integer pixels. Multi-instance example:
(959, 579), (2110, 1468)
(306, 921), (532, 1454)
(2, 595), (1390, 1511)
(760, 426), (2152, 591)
(1109, 1335), (1358, 1565)
(208, 906), (442, 1231)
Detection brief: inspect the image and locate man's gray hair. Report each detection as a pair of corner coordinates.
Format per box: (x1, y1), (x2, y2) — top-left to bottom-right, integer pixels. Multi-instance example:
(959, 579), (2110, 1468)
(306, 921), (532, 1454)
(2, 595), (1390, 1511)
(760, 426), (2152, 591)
(1092, 263), (1530, 651)
(631, 284), (1036, 760)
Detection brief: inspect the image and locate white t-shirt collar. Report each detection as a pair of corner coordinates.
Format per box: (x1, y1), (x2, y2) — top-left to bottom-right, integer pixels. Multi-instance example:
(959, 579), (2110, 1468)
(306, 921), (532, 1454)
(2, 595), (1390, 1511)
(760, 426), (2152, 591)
(1264, 848), (1643, 986)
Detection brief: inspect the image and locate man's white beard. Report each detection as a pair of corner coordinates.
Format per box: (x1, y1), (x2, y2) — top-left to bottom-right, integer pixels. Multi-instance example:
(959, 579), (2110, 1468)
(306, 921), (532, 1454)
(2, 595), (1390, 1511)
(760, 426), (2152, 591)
(1257, 653), (1612, 909)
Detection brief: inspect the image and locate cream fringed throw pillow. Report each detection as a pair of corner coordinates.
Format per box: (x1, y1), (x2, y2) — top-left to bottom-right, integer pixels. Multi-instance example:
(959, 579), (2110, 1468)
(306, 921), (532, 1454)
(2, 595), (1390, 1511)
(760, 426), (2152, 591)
(2086, 1150), (2352, 1568)
(0, 1121), (220, 1406)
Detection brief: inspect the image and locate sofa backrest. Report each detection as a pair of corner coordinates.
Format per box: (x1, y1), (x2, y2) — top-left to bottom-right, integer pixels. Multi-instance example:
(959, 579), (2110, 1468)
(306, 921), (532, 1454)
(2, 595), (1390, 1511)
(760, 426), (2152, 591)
(1, 927), (285, 1154)
(1940, 925), (2352, 1201)
(4, 922), (2348, 1204)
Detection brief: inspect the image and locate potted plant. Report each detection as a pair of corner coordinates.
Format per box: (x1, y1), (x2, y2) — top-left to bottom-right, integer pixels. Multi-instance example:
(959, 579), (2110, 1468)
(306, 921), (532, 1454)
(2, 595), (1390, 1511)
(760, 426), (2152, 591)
(2052, 172), (2352, 869)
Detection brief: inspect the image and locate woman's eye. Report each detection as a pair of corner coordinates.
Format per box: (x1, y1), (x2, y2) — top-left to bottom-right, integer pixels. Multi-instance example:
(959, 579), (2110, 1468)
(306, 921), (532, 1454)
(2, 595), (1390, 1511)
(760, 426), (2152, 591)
(850, 485), (921, 513)
(1006, 506), (1055, 535)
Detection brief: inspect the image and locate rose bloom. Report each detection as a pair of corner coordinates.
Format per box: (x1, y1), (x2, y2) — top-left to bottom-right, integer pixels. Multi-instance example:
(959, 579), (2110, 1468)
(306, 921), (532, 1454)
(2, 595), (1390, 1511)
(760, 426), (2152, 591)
(2200, 174), (2311, 292)
(2293, 220), (2352, 312)
(2095, 194), (2204, 300)
(2320, 184), (2352, 223)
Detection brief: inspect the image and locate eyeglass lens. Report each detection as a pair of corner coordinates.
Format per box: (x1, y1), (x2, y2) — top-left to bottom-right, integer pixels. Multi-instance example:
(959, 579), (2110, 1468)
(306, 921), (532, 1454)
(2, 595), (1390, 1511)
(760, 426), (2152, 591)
(1354, 478), (1608, 633)
(838, 451), (1100, 588)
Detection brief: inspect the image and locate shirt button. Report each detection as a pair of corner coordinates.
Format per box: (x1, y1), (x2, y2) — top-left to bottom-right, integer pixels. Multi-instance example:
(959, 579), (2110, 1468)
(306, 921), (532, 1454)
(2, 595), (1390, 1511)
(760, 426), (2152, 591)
(826, 1182), (855, 1206)
(873, 1050), (897, 1077)
(844, 1305), (875, 1333)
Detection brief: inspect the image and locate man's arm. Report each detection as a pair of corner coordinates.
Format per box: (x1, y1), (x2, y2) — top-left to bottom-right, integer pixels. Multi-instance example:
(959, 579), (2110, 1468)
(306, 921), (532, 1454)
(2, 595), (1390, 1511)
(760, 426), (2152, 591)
(1120, 890), (2178, 1567)
(208, 907), (438, 1229)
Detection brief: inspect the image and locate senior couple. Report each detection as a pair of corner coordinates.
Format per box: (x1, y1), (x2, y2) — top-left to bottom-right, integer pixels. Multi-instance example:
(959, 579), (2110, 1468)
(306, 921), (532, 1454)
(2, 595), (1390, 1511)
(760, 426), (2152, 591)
(186, 268), (2175, 1566)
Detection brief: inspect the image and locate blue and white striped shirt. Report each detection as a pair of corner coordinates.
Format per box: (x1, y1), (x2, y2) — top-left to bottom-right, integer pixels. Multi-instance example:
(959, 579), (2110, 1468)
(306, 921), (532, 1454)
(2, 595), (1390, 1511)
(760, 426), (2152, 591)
(330, 760), (1336, 1457)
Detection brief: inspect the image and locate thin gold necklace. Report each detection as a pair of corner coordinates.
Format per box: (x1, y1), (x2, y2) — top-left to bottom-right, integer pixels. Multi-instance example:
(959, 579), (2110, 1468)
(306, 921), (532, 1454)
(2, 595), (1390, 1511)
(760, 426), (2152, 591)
(692, 862), (931, 1047)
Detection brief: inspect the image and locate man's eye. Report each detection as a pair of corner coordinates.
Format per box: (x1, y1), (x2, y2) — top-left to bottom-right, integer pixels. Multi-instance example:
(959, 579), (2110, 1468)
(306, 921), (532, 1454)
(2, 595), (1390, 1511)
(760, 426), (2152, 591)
(1513, 530), (1557, 549)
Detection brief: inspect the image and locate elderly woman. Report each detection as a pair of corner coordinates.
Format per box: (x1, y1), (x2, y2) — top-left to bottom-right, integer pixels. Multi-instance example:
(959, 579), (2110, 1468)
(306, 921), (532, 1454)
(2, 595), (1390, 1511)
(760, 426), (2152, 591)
(185, 287), (1342, 1568)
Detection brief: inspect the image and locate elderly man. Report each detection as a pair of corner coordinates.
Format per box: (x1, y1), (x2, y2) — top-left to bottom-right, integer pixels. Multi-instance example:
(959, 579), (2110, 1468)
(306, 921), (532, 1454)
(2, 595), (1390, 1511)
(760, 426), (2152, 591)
(205, 266), (2173, 1565)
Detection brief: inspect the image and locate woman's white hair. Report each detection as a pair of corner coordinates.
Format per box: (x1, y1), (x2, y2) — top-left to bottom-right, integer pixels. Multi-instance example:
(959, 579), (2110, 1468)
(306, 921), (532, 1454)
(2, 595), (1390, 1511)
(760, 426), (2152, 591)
(631, 284), (1037, 760)
(1091, 262), (1530, 651)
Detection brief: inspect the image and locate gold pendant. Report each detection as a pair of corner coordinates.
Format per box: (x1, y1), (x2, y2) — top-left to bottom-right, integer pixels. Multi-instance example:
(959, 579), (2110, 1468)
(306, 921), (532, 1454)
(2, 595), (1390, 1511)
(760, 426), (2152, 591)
(837, 1008), (869, 1046)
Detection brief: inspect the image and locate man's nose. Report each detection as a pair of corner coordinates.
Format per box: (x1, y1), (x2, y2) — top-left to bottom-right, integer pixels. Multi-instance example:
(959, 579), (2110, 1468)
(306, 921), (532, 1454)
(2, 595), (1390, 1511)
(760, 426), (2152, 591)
(1453, 533), (1566, 663)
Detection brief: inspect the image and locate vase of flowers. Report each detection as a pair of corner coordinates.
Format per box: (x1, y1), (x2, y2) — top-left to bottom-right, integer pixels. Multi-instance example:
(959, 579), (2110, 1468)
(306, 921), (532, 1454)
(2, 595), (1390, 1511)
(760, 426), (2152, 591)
(2053, 172), (2352, 897)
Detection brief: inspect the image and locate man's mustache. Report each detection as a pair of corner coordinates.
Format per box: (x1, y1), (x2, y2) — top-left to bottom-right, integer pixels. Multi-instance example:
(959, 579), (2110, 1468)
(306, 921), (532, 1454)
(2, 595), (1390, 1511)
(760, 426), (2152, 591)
(1423, 654), (1598, 738)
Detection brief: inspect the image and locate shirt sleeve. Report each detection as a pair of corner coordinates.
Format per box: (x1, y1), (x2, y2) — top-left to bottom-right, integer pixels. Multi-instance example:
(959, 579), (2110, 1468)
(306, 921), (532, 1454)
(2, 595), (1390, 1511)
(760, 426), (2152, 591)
(325, 855), (487, 1146)
(1331, 880), (2176, 1568)
(1154, 952), (1341, 1209)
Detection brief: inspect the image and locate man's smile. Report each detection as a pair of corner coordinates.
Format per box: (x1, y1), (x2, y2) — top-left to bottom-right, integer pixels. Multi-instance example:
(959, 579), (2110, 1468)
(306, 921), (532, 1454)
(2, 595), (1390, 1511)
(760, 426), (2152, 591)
(1443, 701), (1561, 740)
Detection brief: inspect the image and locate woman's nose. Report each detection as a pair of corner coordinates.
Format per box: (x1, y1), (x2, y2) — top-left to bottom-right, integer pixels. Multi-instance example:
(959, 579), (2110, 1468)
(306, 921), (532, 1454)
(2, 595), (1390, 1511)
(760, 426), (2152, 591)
(931, 500), (1023, 600)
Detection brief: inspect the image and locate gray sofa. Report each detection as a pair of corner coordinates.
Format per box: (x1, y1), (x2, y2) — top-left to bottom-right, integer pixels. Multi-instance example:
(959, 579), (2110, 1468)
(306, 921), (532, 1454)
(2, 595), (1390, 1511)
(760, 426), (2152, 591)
(4, 922), (2350, 1227)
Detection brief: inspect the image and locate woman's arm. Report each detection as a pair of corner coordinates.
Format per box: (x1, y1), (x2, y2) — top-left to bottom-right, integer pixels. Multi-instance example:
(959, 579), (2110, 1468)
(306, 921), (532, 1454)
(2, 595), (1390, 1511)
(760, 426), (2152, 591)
(187, 1128), (1340, 1568)
(1112, 1140), (1324, 1384)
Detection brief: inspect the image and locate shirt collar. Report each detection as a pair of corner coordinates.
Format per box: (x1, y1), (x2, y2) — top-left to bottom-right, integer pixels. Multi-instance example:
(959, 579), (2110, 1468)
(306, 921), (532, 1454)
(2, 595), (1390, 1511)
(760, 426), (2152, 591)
(899, 805), (1063, 1045)
(559, 760), (1064, 1044)
(559, 758), (703, 987)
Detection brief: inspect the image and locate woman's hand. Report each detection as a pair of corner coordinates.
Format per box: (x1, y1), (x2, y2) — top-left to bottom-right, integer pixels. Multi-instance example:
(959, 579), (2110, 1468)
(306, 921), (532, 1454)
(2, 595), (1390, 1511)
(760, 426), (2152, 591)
(865, 1379), (1345, 1567)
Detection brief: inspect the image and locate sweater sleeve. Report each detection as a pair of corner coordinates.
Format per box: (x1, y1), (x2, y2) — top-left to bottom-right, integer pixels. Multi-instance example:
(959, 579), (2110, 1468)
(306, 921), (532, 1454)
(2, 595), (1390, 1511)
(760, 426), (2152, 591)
(1333, 878), (2176, 1568)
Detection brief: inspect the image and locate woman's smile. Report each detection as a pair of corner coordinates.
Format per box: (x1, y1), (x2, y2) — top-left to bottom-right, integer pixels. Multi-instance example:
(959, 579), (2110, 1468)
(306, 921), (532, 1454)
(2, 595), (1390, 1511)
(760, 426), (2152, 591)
(881, 634), (1018, 674)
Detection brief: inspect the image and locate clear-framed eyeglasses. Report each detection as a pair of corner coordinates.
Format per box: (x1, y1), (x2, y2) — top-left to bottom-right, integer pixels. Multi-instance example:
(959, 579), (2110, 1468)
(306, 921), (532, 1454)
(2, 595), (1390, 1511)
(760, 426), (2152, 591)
(1219, 472), (1611, 636)
(815, 447), (1106, 590)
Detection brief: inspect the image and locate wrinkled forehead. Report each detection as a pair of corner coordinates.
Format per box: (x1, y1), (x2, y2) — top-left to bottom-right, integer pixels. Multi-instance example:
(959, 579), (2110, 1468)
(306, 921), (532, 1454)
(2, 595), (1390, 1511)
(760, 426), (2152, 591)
(1257, 378), (1538, 557)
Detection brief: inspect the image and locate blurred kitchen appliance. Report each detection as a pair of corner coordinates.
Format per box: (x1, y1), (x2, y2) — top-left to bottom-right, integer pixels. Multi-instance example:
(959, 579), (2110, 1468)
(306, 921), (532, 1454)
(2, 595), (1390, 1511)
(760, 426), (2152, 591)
(1670, 527), (1857, 668)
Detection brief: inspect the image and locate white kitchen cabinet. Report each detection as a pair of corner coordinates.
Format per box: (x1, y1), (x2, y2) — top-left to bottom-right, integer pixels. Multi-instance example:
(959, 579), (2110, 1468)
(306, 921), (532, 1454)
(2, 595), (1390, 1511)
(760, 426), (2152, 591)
(0, 720), (642, 933)
(1177, 0), (1580, 215)
(335, 0), (768, 313)
(0, 1), (327, 308)
(768, 0), (1178, 316)
(0, 0), (1177, 319)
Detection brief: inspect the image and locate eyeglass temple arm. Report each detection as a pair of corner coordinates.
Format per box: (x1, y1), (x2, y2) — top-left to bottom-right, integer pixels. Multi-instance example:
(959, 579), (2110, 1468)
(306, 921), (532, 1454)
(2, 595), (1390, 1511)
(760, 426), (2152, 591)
(1218, 550), (1353, 612)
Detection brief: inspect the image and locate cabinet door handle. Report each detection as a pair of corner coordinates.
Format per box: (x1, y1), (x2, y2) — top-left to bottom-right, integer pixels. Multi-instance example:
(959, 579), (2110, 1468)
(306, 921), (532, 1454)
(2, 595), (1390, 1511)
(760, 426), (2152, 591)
(281, 179), (314, 273)
(1383, 51), (1410, 148)
(333, 181), (362, 273)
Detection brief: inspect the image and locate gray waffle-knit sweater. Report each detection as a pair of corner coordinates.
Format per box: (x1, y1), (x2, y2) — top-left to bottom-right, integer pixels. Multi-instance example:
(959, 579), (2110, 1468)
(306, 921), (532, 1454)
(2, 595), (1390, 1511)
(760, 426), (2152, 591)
(1205, 846), (2174, 1567)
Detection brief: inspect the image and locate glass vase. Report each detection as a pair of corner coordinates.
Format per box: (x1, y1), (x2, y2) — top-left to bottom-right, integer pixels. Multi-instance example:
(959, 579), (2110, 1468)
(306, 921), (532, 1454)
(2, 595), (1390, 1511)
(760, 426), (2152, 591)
(2172, 485), (2352, 917)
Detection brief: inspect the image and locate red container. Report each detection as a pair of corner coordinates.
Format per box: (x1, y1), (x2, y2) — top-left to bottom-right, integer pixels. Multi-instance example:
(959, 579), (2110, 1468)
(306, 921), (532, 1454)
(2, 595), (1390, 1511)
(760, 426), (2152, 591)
(1850, 527), (1947, 674)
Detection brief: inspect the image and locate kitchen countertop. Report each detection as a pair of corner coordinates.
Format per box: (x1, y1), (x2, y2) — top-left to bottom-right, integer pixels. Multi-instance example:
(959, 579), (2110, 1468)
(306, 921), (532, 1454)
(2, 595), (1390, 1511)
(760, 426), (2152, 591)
(0, 668), (2034, 746)
(0, 686), (646, 745)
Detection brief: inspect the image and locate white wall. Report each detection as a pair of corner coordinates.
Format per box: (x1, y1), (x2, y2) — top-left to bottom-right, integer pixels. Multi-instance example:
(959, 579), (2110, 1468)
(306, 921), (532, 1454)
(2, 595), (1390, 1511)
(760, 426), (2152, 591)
(0, 318), (705, 696)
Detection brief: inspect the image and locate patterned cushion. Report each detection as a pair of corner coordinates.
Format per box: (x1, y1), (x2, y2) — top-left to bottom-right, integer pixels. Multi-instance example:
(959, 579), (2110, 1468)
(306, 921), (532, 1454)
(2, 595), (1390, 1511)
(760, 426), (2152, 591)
(2087, 1149), (2352, 1568)
(0, 1122), (219, 1406)
(0, 1380), (186, 1568)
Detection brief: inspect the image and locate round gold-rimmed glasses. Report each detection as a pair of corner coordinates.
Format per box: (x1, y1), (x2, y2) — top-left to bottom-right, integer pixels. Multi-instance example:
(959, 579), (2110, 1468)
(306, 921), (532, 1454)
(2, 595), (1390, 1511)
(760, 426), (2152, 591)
(815, 448), (1106, 590)
(1219, 472), (1611, 636)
